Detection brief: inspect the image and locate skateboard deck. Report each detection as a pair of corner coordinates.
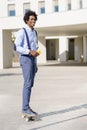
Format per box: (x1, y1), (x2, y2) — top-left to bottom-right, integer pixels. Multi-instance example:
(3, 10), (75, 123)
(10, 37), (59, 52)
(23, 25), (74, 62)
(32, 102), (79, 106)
(22, 113), (38, 122)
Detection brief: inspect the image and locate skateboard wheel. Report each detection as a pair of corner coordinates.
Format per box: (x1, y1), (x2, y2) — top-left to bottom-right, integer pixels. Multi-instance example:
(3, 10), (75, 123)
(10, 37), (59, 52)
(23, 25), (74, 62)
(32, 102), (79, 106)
(22, 115), (24, 118)
(22, 114), (26, 118)
(25, 118), (29, 122)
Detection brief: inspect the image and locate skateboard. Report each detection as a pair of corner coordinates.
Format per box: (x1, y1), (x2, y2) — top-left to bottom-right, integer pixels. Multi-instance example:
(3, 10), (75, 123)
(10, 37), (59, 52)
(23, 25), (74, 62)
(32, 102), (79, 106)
(22, 113), (38, 122)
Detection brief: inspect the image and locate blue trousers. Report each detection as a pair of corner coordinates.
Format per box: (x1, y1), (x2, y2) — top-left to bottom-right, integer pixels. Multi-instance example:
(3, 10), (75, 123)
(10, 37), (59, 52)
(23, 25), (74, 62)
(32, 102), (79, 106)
(20, 55), (36, 111)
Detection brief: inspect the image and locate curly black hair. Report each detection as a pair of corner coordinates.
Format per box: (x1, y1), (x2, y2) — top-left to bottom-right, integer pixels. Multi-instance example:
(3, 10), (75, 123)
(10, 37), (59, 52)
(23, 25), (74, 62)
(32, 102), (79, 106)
(23, 10), (37, 24)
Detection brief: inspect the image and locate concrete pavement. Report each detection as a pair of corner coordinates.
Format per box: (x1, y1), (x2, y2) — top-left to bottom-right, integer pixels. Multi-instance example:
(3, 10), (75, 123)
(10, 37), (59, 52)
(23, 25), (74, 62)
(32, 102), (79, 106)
(0, 62), (87, 130)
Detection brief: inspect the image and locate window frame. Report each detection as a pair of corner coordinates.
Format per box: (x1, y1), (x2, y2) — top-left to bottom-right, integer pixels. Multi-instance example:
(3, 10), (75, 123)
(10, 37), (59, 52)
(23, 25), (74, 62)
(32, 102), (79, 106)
(23, 3), (30, 14)
(8, 4), (16, 16)
(67, 0), (71, 11)
(38, 1), (45, 14)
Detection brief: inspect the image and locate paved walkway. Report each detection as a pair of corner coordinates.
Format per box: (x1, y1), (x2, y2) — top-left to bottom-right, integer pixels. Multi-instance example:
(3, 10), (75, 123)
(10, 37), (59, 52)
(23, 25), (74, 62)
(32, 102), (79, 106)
(0, 63), (87, 130)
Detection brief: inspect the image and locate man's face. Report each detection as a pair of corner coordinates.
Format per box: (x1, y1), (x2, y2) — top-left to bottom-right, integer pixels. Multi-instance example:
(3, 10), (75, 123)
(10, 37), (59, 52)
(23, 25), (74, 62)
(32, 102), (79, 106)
(27, 15), (36, 28)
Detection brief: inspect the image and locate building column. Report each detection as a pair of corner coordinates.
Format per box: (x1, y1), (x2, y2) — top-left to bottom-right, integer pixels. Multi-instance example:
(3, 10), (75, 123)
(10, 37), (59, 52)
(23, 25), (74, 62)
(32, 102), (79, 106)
(16, 1), (23, 16)
(59, 36), (68, 62)
(83, 35), (87, 63)
(71, 0), (78, 10)
(45, 0), (53, 13)
(31, 0), (38, 13)
(37, 36), (46, 64)
(59, 0), (66, 12)
(0, 30), (13, 69)
(75, 37), (83, 61)
(83, 0), (87, 8)
(0, 29), (3, 69)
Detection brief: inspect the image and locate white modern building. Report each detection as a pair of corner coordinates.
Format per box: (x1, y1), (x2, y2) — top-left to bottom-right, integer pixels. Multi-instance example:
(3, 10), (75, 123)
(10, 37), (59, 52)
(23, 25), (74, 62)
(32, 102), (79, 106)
(0, 0), (87, 69)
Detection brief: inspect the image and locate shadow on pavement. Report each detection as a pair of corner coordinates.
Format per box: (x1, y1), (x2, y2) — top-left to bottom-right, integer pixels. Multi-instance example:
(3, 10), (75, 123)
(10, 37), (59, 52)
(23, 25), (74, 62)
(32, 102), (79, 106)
(39, 62), (87, 67)
(29, 104), (87, 130)
(39, 104), (87, 118)
(30, 114), (87, 130)
(0, 73), (22, 77)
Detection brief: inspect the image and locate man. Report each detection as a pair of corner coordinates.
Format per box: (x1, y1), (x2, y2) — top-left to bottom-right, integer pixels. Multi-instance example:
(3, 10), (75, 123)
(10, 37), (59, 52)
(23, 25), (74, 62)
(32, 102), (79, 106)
(15, 10), (39, 117)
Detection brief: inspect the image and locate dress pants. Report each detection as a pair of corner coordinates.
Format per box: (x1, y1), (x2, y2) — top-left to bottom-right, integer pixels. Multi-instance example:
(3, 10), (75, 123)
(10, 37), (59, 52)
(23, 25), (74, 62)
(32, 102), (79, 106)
(20, 55), (36, 111)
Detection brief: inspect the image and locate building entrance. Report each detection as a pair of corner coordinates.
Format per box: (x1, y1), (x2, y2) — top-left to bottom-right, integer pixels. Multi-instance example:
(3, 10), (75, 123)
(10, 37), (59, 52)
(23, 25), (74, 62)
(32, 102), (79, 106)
(46, 39), (56, 60)
(68, 39), (75, 60)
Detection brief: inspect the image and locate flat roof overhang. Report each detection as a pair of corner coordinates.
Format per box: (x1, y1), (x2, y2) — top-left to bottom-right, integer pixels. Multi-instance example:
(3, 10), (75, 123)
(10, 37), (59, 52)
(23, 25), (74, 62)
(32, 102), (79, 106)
(36, 23), (87, 36)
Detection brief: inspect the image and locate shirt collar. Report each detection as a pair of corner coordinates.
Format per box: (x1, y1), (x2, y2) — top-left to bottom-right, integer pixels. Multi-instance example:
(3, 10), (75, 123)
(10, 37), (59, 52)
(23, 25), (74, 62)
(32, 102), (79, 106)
(24, 24), (34, 31)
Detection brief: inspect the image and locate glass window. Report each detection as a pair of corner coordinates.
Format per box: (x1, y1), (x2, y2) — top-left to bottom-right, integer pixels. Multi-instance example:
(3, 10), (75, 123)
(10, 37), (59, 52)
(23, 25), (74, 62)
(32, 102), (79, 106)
(23, 3), (30, 14)
(67, 0), (71, 10)
(79, 0), (83, 9)
(54, 5), (59, 12)
(9, 10), (15, 16)
(38, 1), (45, 14)
(8, 4), (15, 16)
(53, 0), (59, 12)
(40, 7), (45, 13)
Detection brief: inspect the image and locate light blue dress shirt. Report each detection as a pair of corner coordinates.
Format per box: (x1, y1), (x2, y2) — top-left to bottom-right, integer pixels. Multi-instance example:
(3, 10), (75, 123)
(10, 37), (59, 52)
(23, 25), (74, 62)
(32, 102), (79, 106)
(15, 24), (38, 55)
